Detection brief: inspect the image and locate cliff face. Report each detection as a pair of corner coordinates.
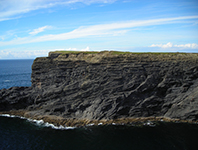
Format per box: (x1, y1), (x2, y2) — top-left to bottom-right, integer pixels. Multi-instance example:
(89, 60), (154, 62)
(1, 51), (198, 123)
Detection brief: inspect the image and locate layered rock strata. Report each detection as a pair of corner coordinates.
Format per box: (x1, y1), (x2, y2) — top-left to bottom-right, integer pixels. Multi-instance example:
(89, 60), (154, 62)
(0, 51), (198, 126)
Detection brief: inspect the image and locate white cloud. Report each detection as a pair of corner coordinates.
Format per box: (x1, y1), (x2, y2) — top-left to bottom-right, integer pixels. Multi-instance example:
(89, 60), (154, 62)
(29, 26), (52, 35)
(150, 42), (173, 48)
(0, 30), (17, 41)
(0, 49), (52, 59)
(81, 46), (90, 51)
(55, 47), (90, 51)
(55, 48), (78, 51)
(174, 43), (198, 49)
(150, 42), (198, 49)
(0, 16), (198, 47)
(0, 0), (117, 21)
(0, 50), (11, 58)
(0, 46), (93, 59)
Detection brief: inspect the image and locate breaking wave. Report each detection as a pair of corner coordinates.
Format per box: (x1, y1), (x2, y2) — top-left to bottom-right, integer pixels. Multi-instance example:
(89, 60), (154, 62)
(0, 114), (75, 130)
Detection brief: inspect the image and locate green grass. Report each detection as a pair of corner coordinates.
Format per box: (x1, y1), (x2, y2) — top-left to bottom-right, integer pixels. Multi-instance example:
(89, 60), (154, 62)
(51, 51), (100, 54)
(50, 50), (193, 55)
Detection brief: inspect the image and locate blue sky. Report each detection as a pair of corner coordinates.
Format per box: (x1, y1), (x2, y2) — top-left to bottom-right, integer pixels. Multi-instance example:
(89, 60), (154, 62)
(0, 0), (198, 59)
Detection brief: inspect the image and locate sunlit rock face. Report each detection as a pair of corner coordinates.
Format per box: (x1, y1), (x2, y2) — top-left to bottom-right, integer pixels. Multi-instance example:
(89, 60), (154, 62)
(1, 51), (198, 122)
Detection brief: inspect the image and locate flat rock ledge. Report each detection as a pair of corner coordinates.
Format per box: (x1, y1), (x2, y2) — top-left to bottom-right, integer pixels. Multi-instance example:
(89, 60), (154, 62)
(0, 110), (197, 127)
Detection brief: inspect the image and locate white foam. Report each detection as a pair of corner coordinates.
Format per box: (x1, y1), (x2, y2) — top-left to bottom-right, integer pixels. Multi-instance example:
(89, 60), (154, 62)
(98, 123), (103, 125)
(147, 122), (151, 125)
(27, 118), (44, 125)
(4, 80), (11, 82)
(112, 123), (116, 125)
(0, 114), (75, 130)
(144, 121), (156, 127)
(27, 118), (75, 130)
(0, 114), (25, 119)
(87, 123), (95, 126)
(0, 114), (11, 117)
(43, 122), (61, 129)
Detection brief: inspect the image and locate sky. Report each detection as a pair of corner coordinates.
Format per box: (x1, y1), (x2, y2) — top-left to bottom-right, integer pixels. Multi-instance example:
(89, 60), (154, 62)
(0, 0), (198, 59)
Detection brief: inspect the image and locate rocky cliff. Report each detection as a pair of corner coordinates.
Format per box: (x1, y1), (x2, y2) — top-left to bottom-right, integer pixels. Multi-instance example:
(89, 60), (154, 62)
(1, 51), (198, 126)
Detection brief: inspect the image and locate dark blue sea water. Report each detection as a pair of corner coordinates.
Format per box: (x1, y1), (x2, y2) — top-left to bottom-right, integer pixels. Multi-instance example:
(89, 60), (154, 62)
(0, 59), (198, 150)
(0, 59), (34, 89)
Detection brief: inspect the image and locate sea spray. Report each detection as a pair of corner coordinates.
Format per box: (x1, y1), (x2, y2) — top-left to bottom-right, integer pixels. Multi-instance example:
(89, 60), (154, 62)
(0, 114), (75, 130)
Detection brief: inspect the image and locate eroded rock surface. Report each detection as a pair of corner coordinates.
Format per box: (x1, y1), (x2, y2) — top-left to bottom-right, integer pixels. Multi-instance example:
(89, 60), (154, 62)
(1, 51), (198, 123)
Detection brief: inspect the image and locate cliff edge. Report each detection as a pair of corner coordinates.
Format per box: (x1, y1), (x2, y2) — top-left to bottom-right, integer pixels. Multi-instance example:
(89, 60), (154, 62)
(1, 51), (198, 126)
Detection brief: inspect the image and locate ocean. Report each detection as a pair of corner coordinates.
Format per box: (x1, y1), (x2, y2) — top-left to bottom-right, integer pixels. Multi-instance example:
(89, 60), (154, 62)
(0, 59), (198, 150)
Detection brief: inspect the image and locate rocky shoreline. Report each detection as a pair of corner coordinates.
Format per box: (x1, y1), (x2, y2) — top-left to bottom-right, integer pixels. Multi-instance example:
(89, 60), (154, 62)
(1, 51), (198, 127)
(1, 110), (198, 127)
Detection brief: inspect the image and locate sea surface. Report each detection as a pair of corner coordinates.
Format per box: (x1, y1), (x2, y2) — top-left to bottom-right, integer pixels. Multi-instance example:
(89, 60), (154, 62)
(0, 59), (33, 89)
(0, 59), (198, 150)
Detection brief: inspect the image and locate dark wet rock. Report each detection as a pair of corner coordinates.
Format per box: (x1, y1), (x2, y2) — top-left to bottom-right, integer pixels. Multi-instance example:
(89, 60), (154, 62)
(0, 52), (198, 122)
(0, 87), (33, 111)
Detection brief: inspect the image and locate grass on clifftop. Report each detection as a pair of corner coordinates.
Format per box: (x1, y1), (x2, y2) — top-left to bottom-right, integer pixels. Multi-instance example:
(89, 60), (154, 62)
(51, 51), (100, 54)
(50, 50), (192, 55)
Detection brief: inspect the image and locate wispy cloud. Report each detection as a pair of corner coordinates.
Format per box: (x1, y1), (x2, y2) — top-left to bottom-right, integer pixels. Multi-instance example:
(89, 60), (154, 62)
(150, 42), (198, 49)
(29, 26), (52, 35)
(0, 16), (198, 47)
(80, 46), (90, 51)
(150, 42), (173, 48)
(55, 46), (91, 51)
(0, 0), (117, 22)
(0, 46), (92, 59)
(0, 49), (51, 59)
